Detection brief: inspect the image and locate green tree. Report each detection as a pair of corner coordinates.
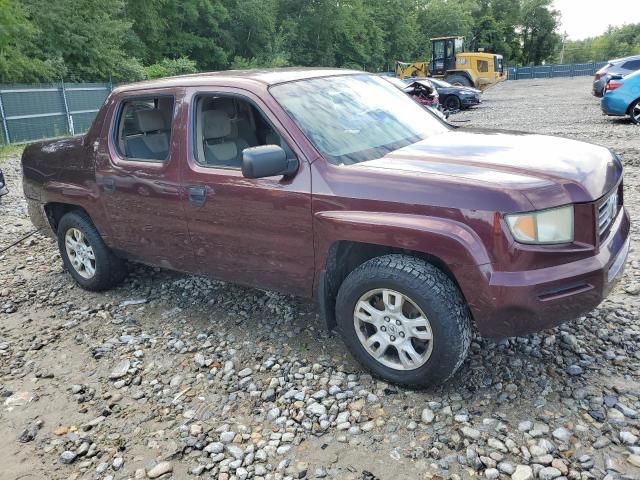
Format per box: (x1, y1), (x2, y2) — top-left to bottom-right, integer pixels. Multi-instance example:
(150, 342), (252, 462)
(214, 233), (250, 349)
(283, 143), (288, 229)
(144, 57), (198, 79)
(415, 0), (475, 59)
(520, 0), (560, 65)
(0, 0), (57, 82)
(156, 0), (230, 71)
(372, 0), (420, 69)
(22, 0), (144, 81)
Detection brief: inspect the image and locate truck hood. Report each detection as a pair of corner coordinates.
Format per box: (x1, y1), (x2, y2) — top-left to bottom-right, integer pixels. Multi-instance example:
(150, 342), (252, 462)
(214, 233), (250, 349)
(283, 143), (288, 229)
(357, 129), (622, 209)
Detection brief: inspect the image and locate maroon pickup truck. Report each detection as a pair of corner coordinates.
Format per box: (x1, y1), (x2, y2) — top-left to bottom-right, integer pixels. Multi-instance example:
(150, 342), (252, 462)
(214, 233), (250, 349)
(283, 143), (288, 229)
(22, 69), (630, 387)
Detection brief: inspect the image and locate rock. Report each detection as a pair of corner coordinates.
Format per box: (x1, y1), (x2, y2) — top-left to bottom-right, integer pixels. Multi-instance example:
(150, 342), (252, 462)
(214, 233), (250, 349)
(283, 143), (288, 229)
(17, 421), (42, 443)
(461, 426), (481, 440)
(421, 408), (435, 424)
(112, 457), (124, 470)
(147, 461), (173, 478)
(566, 365), (583, 376)
(485, 468), (500, 479)
(204, 442), (224, 454)
(109, 359), (130, 379)
(620, 431), (638, 445)
(628, 455), (640, 468)
(220, 431), (235, 444)
(538, 467), (561, 480)
(306, 402), (327, 417)
(518, 420), (533, 432)
(552, 427), (572, 443)
(225, 444), (244, 461)
(60, 451), (77, 464)
(238, 367), (252, 377)
(511, 465), (534, 480)
(194, 353), (206, 367)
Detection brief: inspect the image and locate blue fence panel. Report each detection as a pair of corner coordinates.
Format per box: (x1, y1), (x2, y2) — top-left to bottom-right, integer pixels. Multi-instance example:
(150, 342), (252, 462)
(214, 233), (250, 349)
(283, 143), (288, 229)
(507, 62), (608, 80)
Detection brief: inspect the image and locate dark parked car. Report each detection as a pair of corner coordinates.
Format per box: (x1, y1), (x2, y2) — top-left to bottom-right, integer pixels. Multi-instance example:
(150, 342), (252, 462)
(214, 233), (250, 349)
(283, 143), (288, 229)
(593, 55), (640, 97)
(414, 77), (482, 111)
(22, 69), (630, 387)
(0, 169), (7, 199)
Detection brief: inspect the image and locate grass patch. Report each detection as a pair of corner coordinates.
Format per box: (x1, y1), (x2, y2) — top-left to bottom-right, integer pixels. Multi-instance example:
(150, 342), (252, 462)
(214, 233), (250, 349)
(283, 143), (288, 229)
(0, 144), (24, 164)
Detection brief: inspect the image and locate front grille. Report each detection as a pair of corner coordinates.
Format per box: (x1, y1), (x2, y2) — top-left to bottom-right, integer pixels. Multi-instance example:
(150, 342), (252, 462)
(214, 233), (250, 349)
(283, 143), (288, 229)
(598, 190), (618, 238)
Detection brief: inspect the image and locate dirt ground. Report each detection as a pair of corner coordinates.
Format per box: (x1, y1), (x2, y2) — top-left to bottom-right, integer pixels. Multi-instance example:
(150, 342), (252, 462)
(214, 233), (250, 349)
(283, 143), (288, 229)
(0, 76), (639, 480)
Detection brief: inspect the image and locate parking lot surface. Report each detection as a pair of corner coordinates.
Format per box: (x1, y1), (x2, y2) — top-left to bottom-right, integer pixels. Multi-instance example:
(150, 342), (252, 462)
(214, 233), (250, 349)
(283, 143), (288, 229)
(1, 76), (639, 479)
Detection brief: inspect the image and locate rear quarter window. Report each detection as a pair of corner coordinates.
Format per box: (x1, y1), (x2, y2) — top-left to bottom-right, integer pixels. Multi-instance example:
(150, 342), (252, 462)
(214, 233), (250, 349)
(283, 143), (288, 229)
(622, 60), (640, 70)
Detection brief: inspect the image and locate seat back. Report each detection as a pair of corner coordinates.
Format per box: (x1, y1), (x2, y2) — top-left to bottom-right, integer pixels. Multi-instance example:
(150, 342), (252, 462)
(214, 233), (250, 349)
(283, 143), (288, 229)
(203, 110), (243, 168)
(125, 109), (169, 160)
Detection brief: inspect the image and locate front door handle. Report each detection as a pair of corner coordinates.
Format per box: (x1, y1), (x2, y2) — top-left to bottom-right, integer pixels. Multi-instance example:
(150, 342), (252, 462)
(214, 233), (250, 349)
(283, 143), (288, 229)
(188, 185), (206, 207)
(102, 177), (115, 193)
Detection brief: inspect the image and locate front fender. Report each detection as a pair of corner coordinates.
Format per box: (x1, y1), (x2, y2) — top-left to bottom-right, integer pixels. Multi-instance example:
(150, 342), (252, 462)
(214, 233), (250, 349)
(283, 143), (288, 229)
(314, 210), (495, 329)
(315, 210), (490, 266)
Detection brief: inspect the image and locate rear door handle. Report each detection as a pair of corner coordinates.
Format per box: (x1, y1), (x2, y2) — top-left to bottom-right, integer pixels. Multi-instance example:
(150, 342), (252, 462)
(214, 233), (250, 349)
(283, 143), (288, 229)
(188, 185), (206, 207)
(102, 177), (115, 193)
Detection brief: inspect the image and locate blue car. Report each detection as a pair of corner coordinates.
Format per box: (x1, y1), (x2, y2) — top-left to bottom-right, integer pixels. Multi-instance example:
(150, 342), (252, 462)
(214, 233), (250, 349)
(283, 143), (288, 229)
(601, 69), (640, 124)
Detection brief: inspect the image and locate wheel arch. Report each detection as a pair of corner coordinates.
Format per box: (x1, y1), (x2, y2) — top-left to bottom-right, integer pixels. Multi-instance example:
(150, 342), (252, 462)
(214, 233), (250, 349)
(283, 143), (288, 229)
(444, 70), (475, 86)
(314, 211), (490, 330)
(44, 202), (92, 234)
(626, 97), (640, 115)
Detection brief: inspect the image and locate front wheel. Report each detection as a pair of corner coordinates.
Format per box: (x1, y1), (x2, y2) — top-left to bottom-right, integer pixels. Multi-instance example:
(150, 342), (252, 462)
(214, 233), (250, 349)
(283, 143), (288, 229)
(629, 99), (640, 125)
(335, 255), (472, 388)
(57, 211), (127, 291)
(444, 95), (462, 111)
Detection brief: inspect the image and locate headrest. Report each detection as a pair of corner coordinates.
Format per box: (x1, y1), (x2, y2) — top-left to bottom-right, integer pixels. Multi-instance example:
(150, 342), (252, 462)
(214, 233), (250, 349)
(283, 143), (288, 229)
(203, 110), (231, 139)
(136, 109), (166, 132)
(212, 97), (236, 116)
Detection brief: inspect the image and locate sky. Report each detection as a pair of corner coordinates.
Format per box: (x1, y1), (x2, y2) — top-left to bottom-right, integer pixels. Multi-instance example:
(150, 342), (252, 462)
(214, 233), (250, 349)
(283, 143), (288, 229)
(553, 0), (640, 40)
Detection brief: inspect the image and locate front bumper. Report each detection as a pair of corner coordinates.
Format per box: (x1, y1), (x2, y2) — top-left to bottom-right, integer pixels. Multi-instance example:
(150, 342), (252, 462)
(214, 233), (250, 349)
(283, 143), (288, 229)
(461, 95), (481, 107)
(473, 206), (631, 337)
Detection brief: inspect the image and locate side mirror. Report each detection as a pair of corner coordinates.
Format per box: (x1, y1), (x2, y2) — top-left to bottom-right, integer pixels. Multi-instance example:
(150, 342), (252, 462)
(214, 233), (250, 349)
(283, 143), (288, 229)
(241, 145), (298, 179)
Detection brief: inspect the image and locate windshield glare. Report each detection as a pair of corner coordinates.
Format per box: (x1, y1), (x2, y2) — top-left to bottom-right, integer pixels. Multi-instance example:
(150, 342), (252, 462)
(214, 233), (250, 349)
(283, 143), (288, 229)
(270, 74), (449, 165)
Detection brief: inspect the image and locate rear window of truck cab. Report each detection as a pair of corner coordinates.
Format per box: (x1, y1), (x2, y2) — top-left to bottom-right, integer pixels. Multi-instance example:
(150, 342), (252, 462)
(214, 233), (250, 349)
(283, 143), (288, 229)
(114, 96), (175, 162)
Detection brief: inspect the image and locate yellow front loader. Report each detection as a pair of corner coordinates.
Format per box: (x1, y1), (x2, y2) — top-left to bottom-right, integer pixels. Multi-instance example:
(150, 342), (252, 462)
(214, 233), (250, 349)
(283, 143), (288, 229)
(396, 36), (506, 91)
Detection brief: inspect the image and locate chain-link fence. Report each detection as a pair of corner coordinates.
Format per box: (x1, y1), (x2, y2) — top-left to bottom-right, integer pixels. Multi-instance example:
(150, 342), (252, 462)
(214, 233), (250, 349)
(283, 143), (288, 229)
(0, 82), (112, 145)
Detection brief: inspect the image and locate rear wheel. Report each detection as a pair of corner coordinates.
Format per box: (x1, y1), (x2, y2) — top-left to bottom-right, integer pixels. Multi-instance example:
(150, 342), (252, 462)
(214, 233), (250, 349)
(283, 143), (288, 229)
(57, 211), (127, 291)
(445, 74), (473, 88)
(335, 255), (472, 388)
(444, 95), (462, 111)
(629, 99), (640, 124)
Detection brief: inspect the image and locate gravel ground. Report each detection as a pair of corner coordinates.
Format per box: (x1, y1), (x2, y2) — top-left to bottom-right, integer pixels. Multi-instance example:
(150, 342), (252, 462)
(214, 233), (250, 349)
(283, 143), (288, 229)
(0, 76), (639, 480)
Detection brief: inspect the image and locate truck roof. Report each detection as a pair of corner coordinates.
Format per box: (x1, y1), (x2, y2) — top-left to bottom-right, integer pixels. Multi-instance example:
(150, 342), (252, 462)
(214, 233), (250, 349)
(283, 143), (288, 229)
(112, 67), (363, 93)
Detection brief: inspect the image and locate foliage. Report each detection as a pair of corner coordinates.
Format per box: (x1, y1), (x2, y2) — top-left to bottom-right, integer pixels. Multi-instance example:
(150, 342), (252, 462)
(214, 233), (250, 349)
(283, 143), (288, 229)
(561, 24), (640, 64)
(0, 0), (571, 82)
(144, 57), (198, 80)
(0, 0), (57, 82)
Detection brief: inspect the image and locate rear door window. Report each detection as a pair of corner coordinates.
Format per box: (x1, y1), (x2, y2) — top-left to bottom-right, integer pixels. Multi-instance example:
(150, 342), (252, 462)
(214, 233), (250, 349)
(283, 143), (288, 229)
(115, 96), (175, 161)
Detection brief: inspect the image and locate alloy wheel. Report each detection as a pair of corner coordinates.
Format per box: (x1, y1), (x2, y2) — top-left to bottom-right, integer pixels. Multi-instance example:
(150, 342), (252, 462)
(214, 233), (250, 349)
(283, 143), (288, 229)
(65, 228), (96, 279)
(632, 103), (640, 124)
(353, 288), (434, 370)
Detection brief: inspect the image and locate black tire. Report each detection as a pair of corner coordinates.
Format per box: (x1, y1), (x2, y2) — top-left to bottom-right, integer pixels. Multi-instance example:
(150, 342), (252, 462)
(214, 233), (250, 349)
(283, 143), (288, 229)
(629, 99), (640, 125)
(57, 210), (127, 291)
(445, 74), (473, 88)
(444, 95), (462, 111)
(335, 255), (471, 388)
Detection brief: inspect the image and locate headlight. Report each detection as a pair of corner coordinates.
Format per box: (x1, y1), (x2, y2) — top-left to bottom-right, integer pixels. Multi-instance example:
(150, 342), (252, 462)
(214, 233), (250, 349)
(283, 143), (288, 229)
(505, 205), (574, 244)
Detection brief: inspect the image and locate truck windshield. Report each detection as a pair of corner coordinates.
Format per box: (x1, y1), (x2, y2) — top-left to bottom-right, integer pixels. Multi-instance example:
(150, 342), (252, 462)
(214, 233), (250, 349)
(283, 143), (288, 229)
(270, 74), (449, 165)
